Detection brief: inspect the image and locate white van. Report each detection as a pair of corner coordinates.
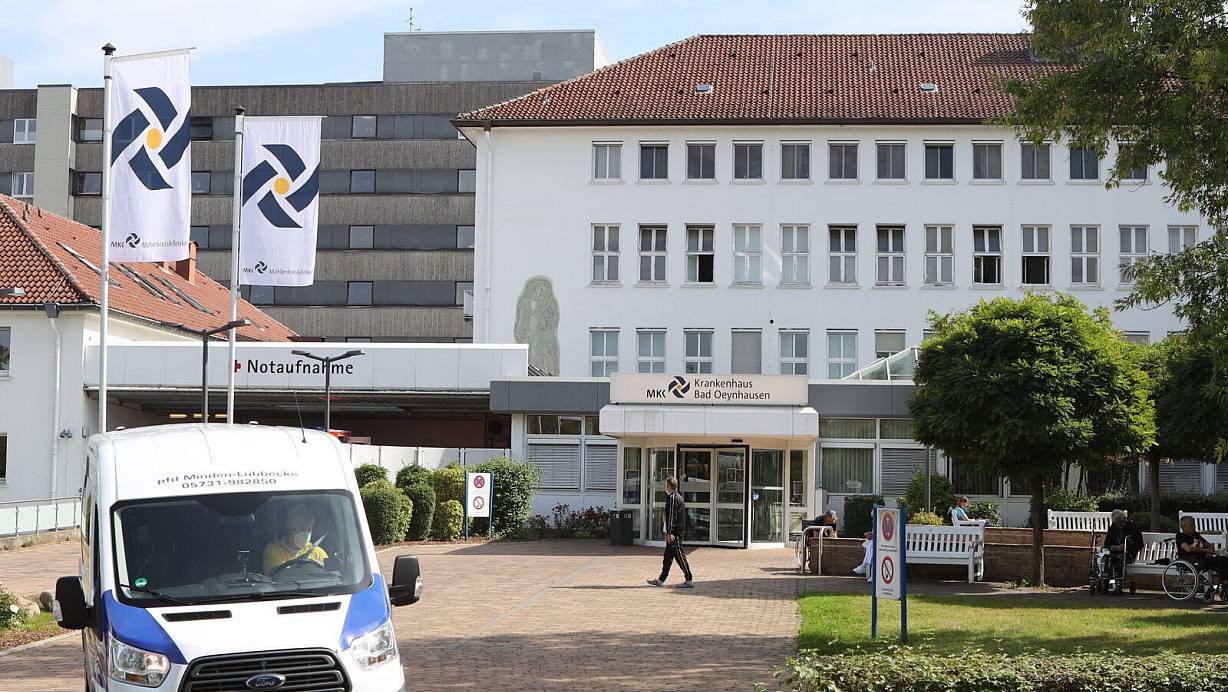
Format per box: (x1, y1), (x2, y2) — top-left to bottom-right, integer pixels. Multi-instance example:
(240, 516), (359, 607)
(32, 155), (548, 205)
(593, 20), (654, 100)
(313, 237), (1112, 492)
(54, 424), (422, 691)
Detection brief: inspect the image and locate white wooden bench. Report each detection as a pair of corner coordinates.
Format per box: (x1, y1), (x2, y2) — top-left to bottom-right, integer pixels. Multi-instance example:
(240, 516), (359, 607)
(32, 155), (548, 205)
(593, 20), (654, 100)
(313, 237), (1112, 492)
(904, 525), (984, 583)
(1179, 512), (1228, 534)
(1125, 532), (1228, 577)
(1047, 510), (1119, 532)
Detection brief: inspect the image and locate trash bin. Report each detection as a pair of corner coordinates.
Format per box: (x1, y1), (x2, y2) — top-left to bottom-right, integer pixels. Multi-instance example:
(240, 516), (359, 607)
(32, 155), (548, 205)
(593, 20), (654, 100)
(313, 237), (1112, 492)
(609, 509), (635, 546)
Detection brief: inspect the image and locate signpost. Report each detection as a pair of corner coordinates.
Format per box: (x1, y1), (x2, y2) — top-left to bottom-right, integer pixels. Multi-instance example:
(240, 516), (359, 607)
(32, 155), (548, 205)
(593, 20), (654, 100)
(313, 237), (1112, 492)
(465, 472), (493, 541)
(871, 504), (908, 643)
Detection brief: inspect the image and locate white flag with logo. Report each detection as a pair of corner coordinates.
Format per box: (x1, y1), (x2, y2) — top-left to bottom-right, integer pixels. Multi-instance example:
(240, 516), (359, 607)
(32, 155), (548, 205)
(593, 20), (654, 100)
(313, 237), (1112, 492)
(107, 49), (192, 262)
(239, 117), (321, 286)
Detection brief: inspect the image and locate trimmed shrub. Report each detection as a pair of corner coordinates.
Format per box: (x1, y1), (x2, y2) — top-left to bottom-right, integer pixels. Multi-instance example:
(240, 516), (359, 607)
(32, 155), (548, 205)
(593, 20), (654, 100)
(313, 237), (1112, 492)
(359, 480), (412, 545)
(1132, 511), (1181, 534)
(433, 464), (466, 505)
(898, 471), (955, 519)
(395, 464), (433, 491)
(841, 495), (884, 539)
(0, 587), (26, 629)
(1045, 486), (1099, 513)
(1097, 492), (1228, 517)
(353, 464), (387, 488)
(968, 500), (1003, 527)
(908, 510), (945, 526)
(433, 500), (464, 541)
(402, 482), (436, 542)
(776, 649), (1227, 692)
(469, 456), (543, 537)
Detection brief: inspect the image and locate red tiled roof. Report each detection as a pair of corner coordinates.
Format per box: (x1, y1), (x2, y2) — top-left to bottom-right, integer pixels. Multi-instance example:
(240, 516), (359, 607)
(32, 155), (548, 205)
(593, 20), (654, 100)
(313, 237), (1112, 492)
(0, 195), (295, 341)
(457, 34), (1057, 126)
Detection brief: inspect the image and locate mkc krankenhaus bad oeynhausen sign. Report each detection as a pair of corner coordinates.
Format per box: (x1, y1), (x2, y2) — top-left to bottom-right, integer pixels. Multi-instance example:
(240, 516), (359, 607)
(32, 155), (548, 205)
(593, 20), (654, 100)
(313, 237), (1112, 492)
(609, 374), (809, 405)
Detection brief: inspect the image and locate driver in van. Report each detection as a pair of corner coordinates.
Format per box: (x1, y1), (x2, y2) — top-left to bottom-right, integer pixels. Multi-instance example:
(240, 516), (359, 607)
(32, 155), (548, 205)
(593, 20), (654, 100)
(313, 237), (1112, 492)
(263, 504), (329, 575)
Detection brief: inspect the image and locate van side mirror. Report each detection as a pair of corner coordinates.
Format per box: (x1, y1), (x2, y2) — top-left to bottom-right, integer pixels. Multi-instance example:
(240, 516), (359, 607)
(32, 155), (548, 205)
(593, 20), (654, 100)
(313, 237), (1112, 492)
(388, 555), (422, 606)
(55, 576), (88, 630)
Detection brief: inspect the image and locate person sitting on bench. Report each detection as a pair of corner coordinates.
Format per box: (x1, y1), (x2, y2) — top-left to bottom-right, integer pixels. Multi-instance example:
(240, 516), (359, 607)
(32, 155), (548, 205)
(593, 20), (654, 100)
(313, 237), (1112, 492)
(1101, 509), (1142, 594)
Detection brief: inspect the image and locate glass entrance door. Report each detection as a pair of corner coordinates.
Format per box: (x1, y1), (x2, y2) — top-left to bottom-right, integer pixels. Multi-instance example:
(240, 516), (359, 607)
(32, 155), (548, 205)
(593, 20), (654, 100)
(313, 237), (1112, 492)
(751, 450), (785, 543)
(648, 449), (676, 543)
(714, 449), (747, 547)
(679, 450), (712, 542)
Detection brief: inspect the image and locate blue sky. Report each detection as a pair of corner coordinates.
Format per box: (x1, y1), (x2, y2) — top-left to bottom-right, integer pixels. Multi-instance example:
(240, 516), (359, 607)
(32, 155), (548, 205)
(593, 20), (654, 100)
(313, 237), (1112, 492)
(1, 0), (1028, 89)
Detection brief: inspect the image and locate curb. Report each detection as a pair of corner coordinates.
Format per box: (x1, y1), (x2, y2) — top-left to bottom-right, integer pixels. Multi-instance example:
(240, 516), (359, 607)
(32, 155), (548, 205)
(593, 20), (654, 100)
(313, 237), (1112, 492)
(0, 631), (75, 659)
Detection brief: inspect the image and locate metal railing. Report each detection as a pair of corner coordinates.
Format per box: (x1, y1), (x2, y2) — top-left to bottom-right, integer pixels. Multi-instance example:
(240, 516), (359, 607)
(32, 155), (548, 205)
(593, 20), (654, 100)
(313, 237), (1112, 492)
(0, 496), (81, 538)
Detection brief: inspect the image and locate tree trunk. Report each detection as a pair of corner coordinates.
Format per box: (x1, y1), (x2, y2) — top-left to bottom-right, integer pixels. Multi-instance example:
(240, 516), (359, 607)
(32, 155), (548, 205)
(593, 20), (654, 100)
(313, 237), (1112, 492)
(1149, 458), (1161, 532)
(1030, 475), (1045, 587)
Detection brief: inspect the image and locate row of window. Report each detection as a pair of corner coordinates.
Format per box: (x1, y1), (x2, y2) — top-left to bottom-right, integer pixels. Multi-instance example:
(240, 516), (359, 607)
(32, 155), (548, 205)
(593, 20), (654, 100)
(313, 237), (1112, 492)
(71, 169), (478, 196)
(0, 172), (34, 198)
(0, 327), (9, 377)
(0, 119), (37, 145)
(591, 223), (1220, 289)
(592, 140), (1146, 184)
(68, 114), (462, 144)
(239, 280), (472, 307)
(587, 326), (1155, 379)
(191, 224), (476, 251)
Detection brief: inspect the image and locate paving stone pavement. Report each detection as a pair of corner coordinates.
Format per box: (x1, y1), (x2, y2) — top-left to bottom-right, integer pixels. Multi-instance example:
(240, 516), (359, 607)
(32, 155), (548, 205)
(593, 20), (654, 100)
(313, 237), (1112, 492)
(0, 539), (818, 691)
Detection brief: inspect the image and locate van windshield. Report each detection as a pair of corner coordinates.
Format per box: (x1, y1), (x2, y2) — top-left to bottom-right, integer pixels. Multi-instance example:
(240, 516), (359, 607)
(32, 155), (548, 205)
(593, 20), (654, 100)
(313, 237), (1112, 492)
(112, 490), (370, 606)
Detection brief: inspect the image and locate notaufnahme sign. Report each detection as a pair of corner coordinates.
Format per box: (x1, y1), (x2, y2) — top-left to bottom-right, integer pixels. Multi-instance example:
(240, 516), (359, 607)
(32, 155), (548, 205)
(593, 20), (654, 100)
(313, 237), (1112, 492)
(609, 374), (808, 405)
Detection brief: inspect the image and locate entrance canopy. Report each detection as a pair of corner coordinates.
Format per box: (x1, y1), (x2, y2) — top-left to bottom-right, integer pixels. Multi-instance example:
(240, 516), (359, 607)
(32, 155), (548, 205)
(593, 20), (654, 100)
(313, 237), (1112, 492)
(599, 404), (818, 439)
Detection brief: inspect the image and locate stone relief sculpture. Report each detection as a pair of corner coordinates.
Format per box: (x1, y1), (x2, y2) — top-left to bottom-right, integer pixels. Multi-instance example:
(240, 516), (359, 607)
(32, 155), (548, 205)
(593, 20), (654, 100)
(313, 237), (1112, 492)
(513, 276), (560, 375)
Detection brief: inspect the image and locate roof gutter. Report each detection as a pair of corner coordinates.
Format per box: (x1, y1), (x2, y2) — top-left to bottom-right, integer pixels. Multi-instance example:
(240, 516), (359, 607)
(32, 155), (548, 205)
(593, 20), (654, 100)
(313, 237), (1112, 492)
(0, 302), (260, 341)
(452, 116), (993, 129)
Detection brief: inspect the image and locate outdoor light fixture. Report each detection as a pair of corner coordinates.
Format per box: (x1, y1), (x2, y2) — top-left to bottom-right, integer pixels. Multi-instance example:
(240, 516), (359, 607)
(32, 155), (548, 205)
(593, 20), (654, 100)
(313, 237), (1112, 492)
(291, 349), (365, 431)
(0, 287), (26, 297)
(179, 319), (252, 421)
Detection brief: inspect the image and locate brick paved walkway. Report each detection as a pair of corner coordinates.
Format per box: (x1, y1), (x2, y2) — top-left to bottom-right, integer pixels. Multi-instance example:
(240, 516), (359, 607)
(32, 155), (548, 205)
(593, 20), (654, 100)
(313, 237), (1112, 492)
(0, 539), (79, 599)
(0, 540), (816, 691)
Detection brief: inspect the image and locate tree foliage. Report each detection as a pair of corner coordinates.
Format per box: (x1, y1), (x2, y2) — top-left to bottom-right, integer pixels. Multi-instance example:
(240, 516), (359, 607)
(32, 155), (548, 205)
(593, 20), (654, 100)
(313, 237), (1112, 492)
(909, 295), (1154, 584)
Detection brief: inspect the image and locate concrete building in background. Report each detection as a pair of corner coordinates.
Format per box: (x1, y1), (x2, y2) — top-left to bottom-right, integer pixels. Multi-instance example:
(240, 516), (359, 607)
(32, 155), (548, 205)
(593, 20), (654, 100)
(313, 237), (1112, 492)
(0, 31), (602, 343)
(0, 56), (13, 89)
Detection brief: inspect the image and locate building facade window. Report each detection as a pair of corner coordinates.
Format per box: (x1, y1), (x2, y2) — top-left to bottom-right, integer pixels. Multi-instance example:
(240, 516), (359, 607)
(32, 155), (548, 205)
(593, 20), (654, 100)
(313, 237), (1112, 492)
(972, 142), (1003, 180)
(593, 142), (622, 180)
(875, 226), (905, 286)
(0, 434), (6, 483)
(77, 118), (103, 142)
(779, 330), (808, 375)
(12, 172), (34, 198)
(0, 327), (9, 376)
(1069, 147), (1099, 180)
(189, 226), (209, 248)
(590, 329), (619, 377)
(733, 142), (763, 180)
(638, 225), (667, 283)
(1020, 142), (1050, 180)
(972, 226), (1003, 285)
(13, 118), (36, 144)
(350, 170), (376, 193)
(75, 172), (102, 195)
(454, 281), (473, 307)
(1168, 225), (1197, 253)
(730, 330), (762, 374)
(827, 330), (857, 379)
(1070, 225), (1099, 285)
(348, 225), (374, 250)
(780, 224), (810, 285)
(876, 142), (906, 180)
(456, 225), (475, 249)
(592, 224), (620, 283)
(457, 169), (476, 193)
(249, 286), (274, 305)
(1119, 225), (1148, 285)
(639, 143), (668, 180)
(637, 330), (665, 373)
(1123, 332), (1150, 345)
(346, 281), (373, 306)
(781, 142), (810, 180)
(686, 142), (716, 180)
(1021, 225), (1051, 285)
(732, 224), (762, 284)
(924, 224), (954, 286)
(828, 225), (857, 285)
(351, 115), (377, 138)
(190, 171), (211, 194)
(686, 225), (715, 283)
(924, 142), (954, 180)
(828, 142), (858, 180)
(684, 330), (714, 374)
(874, 330), (906, 359)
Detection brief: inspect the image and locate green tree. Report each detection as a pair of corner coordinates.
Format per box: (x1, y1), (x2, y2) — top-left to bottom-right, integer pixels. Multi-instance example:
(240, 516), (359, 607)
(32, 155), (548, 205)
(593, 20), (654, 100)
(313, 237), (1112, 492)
(909, 295), (1154, 585)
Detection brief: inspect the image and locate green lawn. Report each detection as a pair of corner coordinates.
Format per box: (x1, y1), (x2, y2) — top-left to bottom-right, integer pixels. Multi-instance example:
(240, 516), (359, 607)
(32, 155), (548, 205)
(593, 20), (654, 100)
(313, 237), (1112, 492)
(0, 612), (62, 650)
(799, 593), (1228, 656)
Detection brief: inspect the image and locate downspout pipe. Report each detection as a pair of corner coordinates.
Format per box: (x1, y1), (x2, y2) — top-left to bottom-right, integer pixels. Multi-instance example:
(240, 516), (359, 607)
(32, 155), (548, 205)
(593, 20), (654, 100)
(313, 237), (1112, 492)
(481, 120), (493, 342)
(45, 302), (62, 497)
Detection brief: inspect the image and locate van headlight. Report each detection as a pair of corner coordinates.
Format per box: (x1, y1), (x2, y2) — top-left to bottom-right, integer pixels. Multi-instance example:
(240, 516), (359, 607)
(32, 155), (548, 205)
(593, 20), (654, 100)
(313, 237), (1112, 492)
(349, 619), (397, 670)
(109, 639), (169, 687)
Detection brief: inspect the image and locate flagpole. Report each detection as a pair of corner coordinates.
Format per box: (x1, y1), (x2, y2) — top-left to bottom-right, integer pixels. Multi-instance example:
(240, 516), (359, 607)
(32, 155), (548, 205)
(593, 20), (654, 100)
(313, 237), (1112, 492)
(226, 106), (246, 425)
(98, 43), (116, 436)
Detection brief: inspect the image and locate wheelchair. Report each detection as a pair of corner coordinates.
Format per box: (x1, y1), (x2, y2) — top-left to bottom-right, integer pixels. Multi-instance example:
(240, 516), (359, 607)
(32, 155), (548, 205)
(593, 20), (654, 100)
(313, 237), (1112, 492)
(1088, 541), (1135, 595)
(1162, 557), (1225, 603)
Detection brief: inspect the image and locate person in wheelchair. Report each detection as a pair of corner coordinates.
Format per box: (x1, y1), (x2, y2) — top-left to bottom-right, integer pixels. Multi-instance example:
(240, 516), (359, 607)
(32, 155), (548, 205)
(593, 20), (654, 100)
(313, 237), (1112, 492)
(263, 503), (329, 576)
(1176, 516), (1228, 585)
(1100, 509), (1142, 594)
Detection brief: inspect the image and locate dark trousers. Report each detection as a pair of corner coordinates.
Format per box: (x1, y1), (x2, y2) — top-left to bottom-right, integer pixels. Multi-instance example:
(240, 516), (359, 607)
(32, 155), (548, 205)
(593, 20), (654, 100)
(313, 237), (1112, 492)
(660, 540), (693, 582)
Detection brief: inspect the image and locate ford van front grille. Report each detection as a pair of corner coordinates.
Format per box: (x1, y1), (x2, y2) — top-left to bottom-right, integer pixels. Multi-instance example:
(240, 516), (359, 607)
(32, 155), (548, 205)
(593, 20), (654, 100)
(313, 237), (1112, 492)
(180, 649), (349, 692)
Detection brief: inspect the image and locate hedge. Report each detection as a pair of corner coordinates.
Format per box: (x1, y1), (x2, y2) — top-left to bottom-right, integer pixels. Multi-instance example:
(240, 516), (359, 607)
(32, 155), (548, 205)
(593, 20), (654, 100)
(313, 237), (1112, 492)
(775, 649), (1228, 692)
(395, 464), (433, 490)
(841, 495), (883, 539)
(433, 464), (466, 505)
(1097, 492), (1228, 516)
(434, 500), (464, 541)
(360, 480), (412, 545)
(402, 482), (436, 541)
(468, 456), (543, 537)
(353, 463), (387, 488)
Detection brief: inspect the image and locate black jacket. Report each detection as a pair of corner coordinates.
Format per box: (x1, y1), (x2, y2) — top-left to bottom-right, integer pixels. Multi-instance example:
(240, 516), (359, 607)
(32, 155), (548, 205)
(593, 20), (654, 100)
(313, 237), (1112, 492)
(665, 491), (686, 541)
(1105, 520), (1144, 556)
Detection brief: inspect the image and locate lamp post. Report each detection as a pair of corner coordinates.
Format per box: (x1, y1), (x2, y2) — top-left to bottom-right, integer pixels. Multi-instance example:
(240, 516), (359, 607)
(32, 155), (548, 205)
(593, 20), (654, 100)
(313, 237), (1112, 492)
(291, 349), (364, 431)
(0, 287), (26, 297)
(180, 319), (251, 422)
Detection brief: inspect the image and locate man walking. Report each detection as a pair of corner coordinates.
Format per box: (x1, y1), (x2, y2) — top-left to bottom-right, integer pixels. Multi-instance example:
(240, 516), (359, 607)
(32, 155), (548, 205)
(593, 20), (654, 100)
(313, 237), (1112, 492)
(648, 476), (694, 588)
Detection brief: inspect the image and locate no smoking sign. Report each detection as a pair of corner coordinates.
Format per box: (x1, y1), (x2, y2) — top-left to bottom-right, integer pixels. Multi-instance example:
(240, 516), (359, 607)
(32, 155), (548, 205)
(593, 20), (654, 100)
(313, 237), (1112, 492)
(880, 556), (895, 584)
(466, 472), (492, 519)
